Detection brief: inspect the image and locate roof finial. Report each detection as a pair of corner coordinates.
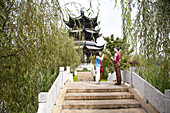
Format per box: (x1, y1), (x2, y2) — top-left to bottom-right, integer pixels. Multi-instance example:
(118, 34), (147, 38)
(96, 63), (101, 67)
(80, 8), (84, 16)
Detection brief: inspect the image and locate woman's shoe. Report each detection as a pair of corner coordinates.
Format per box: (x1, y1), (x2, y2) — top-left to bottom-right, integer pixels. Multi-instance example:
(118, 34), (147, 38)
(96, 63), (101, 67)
(96, 82), (100, 85)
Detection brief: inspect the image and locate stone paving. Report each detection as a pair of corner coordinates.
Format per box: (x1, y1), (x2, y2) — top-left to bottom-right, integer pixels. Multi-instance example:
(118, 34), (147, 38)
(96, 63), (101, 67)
(52, 81), (159, 113)
(52, 73), (159, 113)
(77, 72), (94, 81)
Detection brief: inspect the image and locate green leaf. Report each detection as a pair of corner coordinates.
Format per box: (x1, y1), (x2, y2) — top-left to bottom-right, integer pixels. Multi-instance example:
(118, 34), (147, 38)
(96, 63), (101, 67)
(0, 11), (6, 19)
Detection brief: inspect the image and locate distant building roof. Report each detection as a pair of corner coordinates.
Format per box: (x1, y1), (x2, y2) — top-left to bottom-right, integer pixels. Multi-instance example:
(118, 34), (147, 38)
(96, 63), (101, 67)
(68, 28), (101, 42)
(65, 10), (99, 29)
(74, 41), (105, 52)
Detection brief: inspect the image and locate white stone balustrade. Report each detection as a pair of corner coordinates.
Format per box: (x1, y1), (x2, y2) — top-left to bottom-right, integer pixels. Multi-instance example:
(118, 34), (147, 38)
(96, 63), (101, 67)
(76, 63), (94, 71)
(107, 67), (170, 113)
(37, 66), (169, 113)
(37, 66), (73, 113)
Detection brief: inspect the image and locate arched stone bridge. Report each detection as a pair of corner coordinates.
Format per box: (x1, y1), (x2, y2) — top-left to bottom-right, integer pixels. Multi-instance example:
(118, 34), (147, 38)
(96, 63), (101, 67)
(37, 66), (170, 113)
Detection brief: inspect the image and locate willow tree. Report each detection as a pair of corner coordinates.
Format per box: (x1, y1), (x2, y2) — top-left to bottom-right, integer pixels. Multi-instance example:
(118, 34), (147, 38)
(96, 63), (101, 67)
(118, 0), (170, 92)
(0, 0), (81, 112)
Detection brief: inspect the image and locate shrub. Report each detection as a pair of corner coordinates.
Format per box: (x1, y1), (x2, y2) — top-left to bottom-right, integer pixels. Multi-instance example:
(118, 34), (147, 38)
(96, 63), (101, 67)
(73, 76), (78, 82)
(83, 68), (88, 71)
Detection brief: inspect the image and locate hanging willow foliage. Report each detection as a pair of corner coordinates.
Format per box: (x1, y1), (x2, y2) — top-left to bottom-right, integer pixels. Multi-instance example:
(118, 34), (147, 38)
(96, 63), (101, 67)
(119, 0), (170, 93)
(0, 0), (82, 112)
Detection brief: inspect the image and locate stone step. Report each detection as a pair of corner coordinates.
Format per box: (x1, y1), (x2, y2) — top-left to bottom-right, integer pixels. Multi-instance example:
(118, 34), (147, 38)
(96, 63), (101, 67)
(65, 92), (134, 100)
(67, 88), (128, 93)
(63, 99), (141, 109)
(77, 72), (94, 81)
(62, 108), (146, 113)
(78, 78), (94, 81)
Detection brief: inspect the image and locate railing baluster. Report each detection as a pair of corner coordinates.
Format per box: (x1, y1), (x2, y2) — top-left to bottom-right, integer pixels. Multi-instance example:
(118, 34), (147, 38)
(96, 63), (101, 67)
(129, 67), (135, 88)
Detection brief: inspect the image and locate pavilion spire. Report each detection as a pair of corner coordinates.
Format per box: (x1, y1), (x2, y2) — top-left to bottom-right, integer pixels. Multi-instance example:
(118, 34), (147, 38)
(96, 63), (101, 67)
(80, 8), (85, 16)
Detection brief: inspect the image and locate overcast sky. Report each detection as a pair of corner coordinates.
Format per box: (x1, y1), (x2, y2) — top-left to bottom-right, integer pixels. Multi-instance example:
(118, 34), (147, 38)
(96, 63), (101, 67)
(98, 0), (122, 38)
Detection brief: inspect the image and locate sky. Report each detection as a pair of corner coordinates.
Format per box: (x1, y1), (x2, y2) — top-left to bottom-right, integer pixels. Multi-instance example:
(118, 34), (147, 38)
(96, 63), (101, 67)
(59, 0), (123, 45)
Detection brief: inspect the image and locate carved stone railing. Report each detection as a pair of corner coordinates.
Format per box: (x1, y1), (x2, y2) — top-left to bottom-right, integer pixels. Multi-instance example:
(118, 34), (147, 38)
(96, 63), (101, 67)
(37, 66), (73, 113)
(74, 63), (94, 76)
(107, 67), (170, 113)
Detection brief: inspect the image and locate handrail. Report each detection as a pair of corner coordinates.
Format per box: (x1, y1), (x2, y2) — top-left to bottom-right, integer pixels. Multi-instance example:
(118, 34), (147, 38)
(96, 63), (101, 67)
(107, 67), (170, 113)
(37, 66), (73, 113)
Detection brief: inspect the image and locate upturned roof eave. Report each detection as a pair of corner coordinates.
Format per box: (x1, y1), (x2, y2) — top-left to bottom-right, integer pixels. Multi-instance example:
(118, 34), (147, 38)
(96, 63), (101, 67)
(69, 28), (100, 34)
(68, 13), (98, 22)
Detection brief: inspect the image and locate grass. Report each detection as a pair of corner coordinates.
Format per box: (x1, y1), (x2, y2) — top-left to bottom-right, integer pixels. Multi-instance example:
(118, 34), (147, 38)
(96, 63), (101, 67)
(73, 75), (78, 82)
(73, 75), (108, 82)
(93, 76), (107, 81)
(77, 70), (91, 72)
(100, 79), (107, 81)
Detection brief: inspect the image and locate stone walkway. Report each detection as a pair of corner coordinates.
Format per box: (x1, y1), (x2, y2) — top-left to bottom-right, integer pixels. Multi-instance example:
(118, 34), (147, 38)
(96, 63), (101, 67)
(77, 72), (94, 81)
(52, 81), (159, 113)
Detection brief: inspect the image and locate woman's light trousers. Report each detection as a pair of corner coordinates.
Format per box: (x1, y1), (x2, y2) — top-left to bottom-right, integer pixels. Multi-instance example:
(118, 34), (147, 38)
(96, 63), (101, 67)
(96, 66), (100, 83)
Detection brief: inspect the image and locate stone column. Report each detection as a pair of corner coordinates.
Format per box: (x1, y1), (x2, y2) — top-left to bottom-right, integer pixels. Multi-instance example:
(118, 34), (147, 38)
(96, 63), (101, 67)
(129, 67), (135, 88)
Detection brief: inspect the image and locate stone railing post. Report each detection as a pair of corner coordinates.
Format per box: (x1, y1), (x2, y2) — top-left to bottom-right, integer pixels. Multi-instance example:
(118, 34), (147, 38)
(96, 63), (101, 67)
(60, 67), (64, 88)
(165, 89), (170, 113)
(74, 69), (77, 76)
(66, 66), (73, 82)
(66, 66), (70, 79)
(129, 67), (135, 88)
(66, 66), (70, 73)
(38, 92), (48, 113)
(107, 73), (111, 81)
(122, 71), (125, 84)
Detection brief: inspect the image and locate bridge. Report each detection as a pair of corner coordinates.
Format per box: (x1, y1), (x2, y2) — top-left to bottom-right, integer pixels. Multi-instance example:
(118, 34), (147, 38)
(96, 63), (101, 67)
(37, 66), (170, 113)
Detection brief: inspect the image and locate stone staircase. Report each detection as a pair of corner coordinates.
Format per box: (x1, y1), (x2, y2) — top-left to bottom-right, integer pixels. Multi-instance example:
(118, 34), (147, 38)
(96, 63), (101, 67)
(60, 82), (146, 113)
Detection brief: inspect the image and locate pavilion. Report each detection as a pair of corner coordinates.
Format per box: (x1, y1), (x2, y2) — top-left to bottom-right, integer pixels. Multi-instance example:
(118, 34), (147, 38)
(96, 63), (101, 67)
(65, 8), (105, 63)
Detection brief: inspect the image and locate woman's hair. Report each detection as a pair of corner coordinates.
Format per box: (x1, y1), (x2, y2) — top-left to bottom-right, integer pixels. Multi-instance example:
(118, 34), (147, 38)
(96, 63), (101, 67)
(95, 51), (99, 56)
(116, 47), (120, 51)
